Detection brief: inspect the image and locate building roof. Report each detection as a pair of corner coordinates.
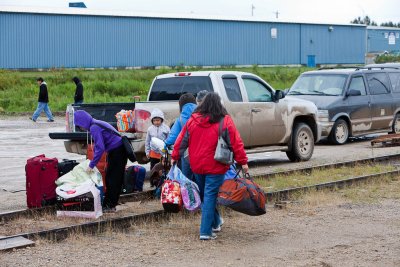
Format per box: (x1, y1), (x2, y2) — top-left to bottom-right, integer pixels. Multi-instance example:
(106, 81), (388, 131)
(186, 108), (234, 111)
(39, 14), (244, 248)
(367, 26), (400, 31)
(0, 5), (366, 27)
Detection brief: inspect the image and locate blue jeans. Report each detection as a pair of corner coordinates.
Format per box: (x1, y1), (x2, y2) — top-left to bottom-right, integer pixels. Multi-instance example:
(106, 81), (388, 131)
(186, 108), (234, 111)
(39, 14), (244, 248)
(181, 156), (193, 181)
(32, 102), (53, 121)
(194, 173), (224, 236)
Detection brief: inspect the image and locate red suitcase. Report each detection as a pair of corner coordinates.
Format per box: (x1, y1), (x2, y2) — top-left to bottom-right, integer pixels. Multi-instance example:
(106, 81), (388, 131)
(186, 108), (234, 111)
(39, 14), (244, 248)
(26, 154), (59, 208)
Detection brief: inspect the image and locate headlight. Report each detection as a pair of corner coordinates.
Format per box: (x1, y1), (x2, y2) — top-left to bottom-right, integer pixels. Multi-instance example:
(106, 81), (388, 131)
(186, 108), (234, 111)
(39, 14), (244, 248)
(317, 109), (329, 122)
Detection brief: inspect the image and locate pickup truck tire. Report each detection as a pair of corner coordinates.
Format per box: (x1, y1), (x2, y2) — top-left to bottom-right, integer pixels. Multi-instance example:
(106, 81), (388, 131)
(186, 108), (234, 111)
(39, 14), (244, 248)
(286, 122), (314, 162)
(329, 119), (349, 145)
(391, 113), (400, 134)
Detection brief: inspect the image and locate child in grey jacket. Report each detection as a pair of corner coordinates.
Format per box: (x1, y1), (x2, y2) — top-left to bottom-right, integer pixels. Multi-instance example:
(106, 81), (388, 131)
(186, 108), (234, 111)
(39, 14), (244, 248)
(145, 108), (170, 170)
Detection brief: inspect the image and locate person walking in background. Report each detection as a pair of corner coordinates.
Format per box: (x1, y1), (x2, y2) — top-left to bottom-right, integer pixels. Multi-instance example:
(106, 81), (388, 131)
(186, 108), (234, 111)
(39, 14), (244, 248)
(171, 92), (249, 240)
(30, 77), (54, 122)
(74, 110), (127, 213)
(164, 93), (197, 180)
(72, 76), (84, 104)
(145, 108), (170, 170)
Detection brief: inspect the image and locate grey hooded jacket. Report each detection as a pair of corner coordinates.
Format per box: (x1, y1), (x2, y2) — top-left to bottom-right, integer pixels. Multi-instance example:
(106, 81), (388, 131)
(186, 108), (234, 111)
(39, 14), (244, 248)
(145, 108), (170, 156)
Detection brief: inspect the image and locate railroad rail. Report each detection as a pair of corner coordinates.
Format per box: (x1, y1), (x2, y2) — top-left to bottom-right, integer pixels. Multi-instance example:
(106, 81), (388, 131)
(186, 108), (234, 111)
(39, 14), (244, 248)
(1, 153), (400, 250)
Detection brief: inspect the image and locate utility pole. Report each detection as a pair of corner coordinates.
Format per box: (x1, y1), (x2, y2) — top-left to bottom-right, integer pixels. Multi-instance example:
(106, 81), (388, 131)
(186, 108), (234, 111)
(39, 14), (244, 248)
(251, 4), (255, 16)
(274, 10), (280, 19)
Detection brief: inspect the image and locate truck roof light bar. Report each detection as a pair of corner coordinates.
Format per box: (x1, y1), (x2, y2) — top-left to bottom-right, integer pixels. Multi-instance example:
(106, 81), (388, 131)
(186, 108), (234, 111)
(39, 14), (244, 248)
(175, 72), (191, 76)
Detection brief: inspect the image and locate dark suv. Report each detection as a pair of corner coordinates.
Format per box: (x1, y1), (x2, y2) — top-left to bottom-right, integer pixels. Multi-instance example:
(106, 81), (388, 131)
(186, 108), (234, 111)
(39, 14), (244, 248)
(287, 65), (400, 144)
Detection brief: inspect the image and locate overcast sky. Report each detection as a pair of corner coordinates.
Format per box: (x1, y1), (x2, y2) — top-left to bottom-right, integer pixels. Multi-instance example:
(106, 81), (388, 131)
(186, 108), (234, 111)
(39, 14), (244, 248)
(0, 0), (399, 25)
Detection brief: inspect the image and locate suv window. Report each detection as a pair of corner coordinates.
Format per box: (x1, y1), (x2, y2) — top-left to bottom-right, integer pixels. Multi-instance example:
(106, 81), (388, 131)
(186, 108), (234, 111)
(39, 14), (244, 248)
(149, 76), (213, 101)
(366, 73), (391, 95)
(348, 76), (367, 95)
(389, 72), (400, 92)
(243, 78), (272, 102)
(222, 78), (243, 102)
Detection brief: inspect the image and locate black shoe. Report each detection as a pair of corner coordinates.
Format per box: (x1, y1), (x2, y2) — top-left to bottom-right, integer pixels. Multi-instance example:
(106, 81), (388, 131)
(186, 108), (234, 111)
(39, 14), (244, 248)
(47, 119), (54, 122)
(29, 117), (36, 122)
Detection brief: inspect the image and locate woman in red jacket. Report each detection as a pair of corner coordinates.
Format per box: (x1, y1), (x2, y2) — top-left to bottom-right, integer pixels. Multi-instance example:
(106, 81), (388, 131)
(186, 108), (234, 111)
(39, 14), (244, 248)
(172, 92), (248, 240)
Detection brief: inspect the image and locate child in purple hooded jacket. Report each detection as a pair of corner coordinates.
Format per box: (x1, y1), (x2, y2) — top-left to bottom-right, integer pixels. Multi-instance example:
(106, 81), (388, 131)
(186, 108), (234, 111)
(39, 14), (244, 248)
(74, 110), (127, 213)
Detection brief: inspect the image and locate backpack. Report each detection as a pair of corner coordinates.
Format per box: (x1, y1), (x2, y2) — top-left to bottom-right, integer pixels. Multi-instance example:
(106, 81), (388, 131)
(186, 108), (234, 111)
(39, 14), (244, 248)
(161, 179), (182, 213)
(217, 173), (266, 216)
(121, 165), (146, 194)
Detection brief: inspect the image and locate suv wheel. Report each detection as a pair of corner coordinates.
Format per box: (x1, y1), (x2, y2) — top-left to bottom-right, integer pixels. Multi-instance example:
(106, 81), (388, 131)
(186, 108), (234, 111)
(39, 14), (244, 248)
(391, 113), (400, 134)
(286, 122), (314, 162)
(329, 119), (349, 144)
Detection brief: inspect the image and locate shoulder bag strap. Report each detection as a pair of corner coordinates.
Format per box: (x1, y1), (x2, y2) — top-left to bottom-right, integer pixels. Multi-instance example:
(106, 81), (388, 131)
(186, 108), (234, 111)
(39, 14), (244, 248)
(93, 122), (121, 137)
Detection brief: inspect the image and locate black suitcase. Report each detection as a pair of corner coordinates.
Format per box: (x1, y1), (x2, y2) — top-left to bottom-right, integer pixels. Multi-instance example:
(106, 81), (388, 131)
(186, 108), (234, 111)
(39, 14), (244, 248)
(58, 159), (79, 177)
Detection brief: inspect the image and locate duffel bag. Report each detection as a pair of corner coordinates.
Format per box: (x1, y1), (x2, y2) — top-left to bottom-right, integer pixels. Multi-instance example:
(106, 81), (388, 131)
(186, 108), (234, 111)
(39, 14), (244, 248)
(217, 173), (266, 216)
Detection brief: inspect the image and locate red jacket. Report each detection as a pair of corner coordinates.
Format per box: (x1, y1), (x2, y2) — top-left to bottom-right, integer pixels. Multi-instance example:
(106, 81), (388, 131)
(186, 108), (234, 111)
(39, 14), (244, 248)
(172, 113), (248, 174)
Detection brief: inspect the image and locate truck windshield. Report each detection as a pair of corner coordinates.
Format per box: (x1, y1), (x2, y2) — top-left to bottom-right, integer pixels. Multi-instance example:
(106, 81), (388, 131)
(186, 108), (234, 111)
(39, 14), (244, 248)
(149, 76), (213, 101)
(288, 74), (347, 96)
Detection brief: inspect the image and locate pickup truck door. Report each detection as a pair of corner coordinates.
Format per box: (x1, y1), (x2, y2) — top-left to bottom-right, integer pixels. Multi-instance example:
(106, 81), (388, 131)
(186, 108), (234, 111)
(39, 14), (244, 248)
(344, 75), (372, 134)
(365, 73), (394, 130)
(240, 76), (286, 146)
(219, 75), (251, 145)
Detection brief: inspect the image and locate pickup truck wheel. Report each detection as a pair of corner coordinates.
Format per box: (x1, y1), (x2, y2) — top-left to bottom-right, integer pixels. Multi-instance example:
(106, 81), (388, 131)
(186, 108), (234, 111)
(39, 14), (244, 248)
(286, 123), (314, 162)
(329, 119), (349, 145)
(391, 113), (400, 134)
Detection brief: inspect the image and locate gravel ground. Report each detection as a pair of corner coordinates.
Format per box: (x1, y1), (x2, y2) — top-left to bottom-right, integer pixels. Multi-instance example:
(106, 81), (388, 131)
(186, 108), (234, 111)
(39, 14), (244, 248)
(1, 116), (400, 266)
(1, 179), (400, 266)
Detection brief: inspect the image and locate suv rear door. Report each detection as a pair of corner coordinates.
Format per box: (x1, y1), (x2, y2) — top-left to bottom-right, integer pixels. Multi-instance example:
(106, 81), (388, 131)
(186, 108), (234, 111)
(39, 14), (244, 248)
(365, 72), (394, 130)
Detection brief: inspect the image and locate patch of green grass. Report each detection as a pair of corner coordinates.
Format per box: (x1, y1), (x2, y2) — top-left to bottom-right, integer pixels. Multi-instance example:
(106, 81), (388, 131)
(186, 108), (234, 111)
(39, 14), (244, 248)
(255, 164), (397, 192)
(0, 66), (312, 113)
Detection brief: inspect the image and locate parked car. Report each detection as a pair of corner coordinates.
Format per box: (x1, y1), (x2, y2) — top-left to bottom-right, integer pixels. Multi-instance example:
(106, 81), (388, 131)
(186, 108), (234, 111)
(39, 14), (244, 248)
(286, 66), (400, 144)
(50, 71), (321, 163)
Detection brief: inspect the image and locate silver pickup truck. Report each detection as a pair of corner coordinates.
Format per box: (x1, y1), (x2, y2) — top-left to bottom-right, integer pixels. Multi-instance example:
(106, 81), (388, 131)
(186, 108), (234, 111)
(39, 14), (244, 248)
(50, 71), (321, 163)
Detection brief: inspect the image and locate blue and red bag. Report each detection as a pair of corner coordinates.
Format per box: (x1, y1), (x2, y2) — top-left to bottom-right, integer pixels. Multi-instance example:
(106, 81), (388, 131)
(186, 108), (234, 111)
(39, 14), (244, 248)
(121, 165), (146, 194)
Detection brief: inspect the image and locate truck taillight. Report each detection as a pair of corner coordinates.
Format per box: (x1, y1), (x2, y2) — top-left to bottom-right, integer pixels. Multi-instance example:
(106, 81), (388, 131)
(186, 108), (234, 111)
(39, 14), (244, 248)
(66, 105), (75, 132)
(134, 109), (151, 133)
(175, 72), (191, 76)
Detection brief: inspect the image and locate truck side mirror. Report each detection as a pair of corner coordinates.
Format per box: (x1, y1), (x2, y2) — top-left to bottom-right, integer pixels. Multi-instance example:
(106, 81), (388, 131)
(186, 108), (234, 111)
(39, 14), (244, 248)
(274, 90), (285, 102)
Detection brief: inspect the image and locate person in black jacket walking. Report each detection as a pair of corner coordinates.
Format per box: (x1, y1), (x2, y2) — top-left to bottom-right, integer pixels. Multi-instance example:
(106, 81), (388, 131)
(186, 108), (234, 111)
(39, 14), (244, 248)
(72, 76), (84, 104)
(30, 77), (54, 122)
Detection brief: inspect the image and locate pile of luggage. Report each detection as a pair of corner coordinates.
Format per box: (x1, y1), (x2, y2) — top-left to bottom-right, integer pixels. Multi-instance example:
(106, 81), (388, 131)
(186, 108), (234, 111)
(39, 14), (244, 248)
(25, 154), (146, 219)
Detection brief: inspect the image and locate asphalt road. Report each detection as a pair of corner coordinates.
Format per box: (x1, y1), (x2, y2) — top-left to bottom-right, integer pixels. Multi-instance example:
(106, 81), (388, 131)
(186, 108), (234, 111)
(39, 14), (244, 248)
(1, 116), (400, 212)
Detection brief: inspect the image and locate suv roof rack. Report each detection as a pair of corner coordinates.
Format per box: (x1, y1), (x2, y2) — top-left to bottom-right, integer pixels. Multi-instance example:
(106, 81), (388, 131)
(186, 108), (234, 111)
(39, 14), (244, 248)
(356, 66), (400, 71)
(317, 66), (360, 70)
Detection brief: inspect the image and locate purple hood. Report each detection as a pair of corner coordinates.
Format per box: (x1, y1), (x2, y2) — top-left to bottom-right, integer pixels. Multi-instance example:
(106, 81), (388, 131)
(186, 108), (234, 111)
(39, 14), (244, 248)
(74, 110), (122, 168)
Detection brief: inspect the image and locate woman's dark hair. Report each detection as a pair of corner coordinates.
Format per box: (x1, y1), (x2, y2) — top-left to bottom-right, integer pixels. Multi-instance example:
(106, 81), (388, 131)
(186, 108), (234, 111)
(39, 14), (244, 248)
(36, 77), (44, 82)
(193, 92), (227, 123)
(178, 93), (196, 112)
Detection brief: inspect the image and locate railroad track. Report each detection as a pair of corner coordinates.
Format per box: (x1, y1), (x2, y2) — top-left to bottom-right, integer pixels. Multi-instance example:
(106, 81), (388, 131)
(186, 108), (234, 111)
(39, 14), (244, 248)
(1, 153), (400, 250)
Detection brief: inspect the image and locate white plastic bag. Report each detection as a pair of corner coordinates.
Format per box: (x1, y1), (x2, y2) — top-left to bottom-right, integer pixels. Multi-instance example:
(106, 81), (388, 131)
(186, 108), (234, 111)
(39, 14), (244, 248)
(150, 137), (165, 154)
(167, 165), (201, 211)
(56, 182), (103, 219)
(56, 159), (103, 188)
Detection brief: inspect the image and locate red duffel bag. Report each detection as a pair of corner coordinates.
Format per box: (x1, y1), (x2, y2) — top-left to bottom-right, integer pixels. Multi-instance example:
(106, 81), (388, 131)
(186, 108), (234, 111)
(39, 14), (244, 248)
(217, 173), (266, 216)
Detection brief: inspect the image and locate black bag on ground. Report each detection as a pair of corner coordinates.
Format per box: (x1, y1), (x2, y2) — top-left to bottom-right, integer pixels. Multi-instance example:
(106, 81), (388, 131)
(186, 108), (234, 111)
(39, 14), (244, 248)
(122, 165), (146, 194)
(56, 192), (95, 211)
(57, 159), (79, 177)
